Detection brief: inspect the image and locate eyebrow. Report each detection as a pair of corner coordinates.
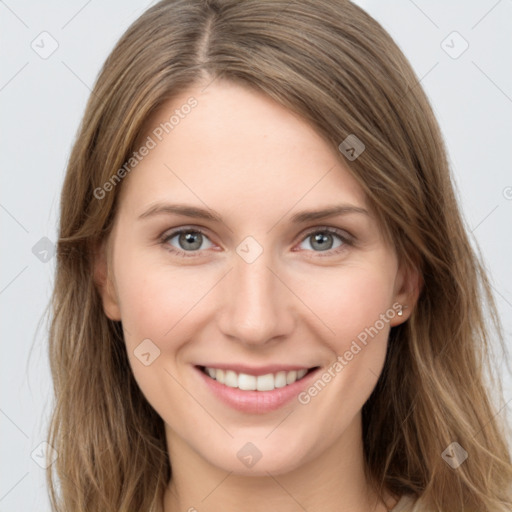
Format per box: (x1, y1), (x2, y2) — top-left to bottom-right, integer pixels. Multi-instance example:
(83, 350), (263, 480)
(138, 203), (222, 222)
(137, 202), (369, 223)
(289, 205), (369, 222)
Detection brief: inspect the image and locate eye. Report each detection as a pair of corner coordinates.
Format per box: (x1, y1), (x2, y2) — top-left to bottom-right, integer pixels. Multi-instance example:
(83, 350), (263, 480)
(162, 228), (214, 256)
(297, 228), (351, 253)
(160, 226), (353, 258)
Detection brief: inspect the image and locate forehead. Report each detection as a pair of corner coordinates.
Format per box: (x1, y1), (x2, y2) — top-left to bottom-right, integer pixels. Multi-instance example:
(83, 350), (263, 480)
(119, 80), (368, 216)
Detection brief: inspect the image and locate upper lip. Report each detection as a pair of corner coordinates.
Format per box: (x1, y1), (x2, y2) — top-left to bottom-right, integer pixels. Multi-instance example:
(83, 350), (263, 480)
(196, 364), (318, 376)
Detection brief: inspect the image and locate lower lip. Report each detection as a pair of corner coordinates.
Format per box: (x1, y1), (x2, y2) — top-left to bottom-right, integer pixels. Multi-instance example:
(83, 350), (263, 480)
(195, 366), (320, 414)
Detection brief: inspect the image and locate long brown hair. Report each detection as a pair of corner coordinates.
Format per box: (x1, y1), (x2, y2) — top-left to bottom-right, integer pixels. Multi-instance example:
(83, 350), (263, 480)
(47, 1), (512, 510)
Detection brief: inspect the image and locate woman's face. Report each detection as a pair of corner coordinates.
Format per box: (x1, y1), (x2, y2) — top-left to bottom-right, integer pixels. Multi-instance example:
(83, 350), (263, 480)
(97, 80), (414, 476)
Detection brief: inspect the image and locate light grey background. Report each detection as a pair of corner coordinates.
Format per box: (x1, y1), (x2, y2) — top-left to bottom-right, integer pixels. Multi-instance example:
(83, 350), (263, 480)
(1, 1), (511, 509)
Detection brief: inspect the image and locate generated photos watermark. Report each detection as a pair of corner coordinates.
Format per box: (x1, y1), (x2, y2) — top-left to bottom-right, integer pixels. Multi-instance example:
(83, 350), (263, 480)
(93, 97), (198, 200)
(297, 302), (402, 405)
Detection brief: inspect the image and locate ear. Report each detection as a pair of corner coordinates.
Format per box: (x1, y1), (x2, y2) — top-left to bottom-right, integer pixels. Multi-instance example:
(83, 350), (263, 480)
(93, 238), (122, 321)
(389, 261), (422, 327)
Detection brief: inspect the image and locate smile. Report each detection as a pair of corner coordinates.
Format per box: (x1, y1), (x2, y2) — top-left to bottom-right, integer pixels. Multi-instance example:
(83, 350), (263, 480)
(195, 363), (321, 413)
(200, 366), (312, 391)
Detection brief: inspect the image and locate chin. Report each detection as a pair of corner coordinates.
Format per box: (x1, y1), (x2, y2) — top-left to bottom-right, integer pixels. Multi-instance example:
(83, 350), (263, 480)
(201, 436), (312, 477)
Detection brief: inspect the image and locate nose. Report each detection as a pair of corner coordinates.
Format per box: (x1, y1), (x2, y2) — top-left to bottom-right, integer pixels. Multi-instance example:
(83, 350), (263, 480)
(216, 247), (295, 347)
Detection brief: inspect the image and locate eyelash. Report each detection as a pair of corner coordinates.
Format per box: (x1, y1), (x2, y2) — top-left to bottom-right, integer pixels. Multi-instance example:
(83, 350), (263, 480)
(160, 226), (354, 258)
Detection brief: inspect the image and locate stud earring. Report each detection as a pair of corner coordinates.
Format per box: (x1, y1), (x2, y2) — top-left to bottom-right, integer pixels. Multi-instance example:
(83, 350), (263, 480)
(397, 304), (407, 317)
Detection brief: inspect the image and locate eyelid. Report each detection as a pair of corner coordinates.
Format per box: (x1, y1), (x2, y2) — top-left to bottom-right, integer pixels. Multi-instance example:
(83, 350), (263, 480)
(299, 225), (354, 243)
(160, 225), (213, 243)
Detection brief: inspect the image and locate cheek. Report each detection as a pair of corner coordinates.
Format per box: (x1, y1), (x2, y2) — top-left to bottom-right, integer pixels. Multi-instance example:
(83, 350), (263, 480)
(114, 248), (207, 346)
(292, 261), (396, 344)
(291, 262), (396, 407)
(112, 250), (213, 412)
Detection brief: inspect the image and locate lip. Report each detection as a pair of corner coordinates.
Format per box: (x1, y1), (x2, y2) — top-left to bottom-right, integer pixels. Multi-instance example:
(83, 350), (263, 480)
(194, 365), (320, 414)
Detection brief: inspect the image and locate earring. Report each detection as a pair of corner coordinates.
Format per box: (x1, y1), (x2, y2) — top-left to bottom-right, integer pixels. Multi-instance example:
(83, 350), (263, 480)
(397, 304), (407, 317)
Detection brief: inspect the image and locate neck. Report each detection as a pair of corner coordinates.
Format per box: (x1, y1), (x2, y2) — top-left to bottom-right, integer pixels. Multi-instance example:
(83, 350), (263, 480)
(162, 414), (396, 512)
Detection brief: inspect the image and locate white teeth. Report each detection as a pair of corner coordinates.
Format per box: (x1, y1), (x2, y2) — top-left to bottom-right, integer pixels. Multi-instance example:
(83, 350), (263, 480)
(286, 370), (297, 385)
(204, 367), (310, 391)
(257, 373), (274, 391)
(274, 371), (287, 388)
(224, 370), (238, 388)
(297, 369), (307, 379)
(238, 373), (256, 391)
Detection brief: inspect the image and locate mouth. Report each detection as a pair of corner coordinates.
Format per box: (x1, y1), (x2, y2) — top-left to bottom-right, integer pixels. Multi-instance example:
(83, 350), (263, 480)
(197, 365), (319, 391)
(194, 364), (321, 414)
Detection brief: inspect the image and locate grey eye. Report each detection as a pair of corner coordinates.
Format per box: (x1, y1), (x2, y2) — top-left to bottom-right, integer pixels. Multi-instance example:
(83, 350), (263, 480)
(167, 231), (213, 251)
(299, 231), (344, 252)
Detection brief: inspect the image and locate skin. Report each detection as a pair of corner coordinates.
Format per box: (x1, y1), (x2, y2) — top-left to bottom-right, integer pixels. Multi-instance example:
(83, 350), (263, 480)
(95, 80), (419, 512)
